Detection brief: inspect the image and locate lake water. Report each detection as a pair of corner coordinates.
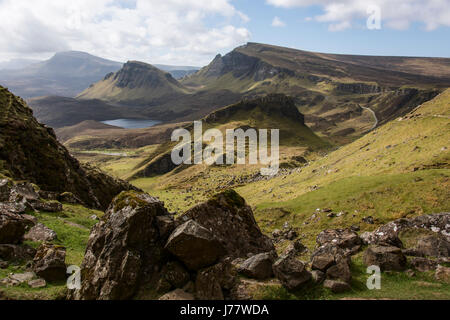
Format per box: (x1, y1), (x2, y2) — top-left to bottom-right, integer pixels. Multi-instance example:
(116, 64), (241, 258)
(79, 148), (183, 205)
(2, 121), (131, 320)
(101, 119), (161, 129)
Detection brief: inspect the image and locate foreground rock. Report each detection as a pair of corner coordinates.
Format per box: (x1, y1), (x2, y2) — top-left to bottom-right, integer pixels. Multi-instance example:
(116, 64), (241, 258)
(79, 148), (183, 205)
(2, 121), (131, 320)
(195, 260), (237, 300)
(324, 279), (351, 293)
(182, 190), (274, 258)
(363, 245), (407, 271)
(0, 208), (32, 244)
(72, 191), (172, 300)
(435, 265), (450, 284)
(33, 243), (67, 282)
(0, 244), (36, 262)
(316, 228), (362, 255)
(159, 289), (194, 300)
(165, 220), (224, 271)
(238, 252), (275, 280)
(24, 223), (57, 242)
(272, 255), (311, 291)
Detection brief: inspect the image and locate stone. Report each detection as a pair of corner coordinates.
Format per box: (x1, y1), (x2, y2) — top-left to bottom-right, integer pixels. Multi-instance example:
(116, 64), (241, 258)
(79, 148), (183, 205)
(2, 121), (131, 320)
(435, 265), (450, 284)
(0, 179), (12, 202)
(326, 259), (352, 283)
(362, 216), (375, 225)
(406, 269), (416, 277)
(272, 255), (311, 291)
(238, 252), (275, 280)
(33, 243), (67, 282)
(0, 260), (8, 269)
(156, 215), (175, 238)
(182, 190), (274, 259)
(31, 200), (63, 213)
(28, 278), (46, 289)
(316, 228), (362, 255)
(58, 192), (82, 205)
(159, 289), (195, 300)
(323, 280), (351, 293)
(0, 208), (32, 244)
(363, 245), (407, 271)
(24, 223), (57, 242)
(410, 257), (438, 272)
(160, 261), (190, 289)
(415, 235), (450, 258)
(0, 244), (36, 262)
(165, 220), (225, 271)
(311, 270), (325, 284)
(9, 182), (39, 203)
(10, 272), (36, 283)
(311, 254), (335, 272)
(195, 260), (237, 300)
(72, 191), (171, 300)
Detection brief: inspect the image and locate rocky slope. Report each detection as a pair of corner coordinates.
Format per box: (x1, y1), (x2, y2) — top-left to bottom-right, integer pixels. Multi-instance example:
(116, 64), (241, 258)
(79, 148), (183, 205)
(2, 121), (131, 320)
(0, 86), (135, 210)
(77, 61), (188, 105)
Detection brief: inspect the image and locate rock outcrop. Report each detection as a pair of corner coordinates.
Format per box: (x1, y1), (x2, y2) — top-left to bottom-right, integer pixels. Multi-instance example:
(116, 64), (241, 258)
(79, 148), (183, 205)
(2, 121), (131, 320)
(32, 243), (67, 282)
(272, 254), (311, 291)
(0, 86), (135, 210)
(182, 190), (275, 258)
(363, 245), (407, 271)
(72, 191), (172, 300)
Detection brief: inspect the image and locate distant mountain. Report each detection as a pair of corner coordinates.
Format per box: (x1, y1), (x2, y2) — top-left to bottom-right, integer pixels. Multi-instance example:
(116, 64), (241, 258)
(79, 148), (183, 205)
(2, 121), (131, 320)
(0, 58), (40, 70)
(77, 60), (189, 104)
(154, 64), (200, 79)
(0, 51), (123, 98)
(182, 42), (450, 142)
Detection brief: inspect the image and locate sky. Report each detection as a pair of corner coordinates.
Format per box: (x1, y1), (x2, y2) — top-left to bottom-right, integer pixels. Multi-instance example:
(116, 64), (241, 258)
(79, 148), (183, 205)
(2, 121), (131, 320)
(0, 0), (449, 67)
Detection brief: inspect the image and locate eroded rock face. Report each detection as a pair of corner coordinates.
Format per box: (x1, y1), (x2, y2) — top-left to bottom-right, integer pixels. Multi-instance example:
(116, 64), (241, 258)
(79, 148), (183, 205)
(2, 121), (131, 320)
(166, 220), (225, 271)
(272, 255), (311, 291)
(0, 208), (32, 244)
(363, 245), (407, 271)
(32, 243), (67, 282)
(73, 191), (171, 300)
(182, 190), (274, 259)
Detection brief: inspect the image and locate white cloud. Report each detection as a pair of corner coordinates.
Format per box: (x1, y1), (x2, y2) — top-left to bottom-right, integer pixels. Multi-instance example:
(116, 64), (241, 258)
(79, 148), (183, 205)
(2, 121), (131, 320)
(0, 0), (251, 65)
(272, 16), (286, 27)
(266, 0), (450, 31)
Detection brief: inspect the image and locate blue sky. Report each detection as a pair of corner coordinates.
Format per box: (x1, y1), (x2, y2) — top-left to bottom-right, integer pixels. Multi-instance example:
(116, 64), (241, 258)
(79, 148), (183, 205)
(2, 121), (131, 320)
(231, 0), (450, 58)
(0, 0), (449, 66)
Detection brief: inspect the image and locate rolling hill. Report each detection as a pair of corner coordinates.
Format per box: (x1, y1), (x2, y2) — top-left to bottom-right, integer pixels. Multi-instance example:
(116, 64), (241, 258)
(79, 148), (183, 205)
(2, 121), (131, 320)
(0, 51), (123, 98)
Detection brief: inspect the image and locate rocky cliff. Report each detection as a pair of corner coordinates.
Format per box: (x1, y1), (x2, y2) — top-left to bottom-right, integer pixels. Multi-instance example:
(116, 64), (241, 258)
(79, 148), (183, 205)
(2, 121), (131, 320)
(0, 86), (135, 210)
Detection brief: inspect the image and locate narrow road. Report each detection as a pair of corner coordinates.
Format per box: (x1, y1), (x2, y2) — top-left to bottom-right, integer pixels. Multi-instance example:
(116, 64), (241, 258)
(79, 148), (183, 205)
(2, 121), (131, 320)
(361, 106), (378, 131)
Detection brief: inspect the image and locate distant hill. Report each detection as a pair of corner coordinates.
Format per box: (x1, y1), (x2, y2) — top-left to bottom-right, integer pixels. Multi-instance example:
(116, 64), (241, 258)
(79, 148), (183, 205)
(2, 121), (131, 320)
(28, 95), (147, 128)
(0, 51), (123, 98)
(154, 64), (200, 79)
(77, 61), (189, 105)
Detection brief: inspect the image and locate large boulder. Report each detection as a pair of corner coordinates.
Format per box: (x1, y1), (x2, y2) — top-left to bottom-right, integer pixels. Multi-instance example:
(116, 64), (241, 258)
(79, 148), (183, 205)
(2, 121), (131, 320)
(24, 223), (57, 242)
(415, 235), (450, 258)
(165, 220), (225, 271)
(0, 244), (36, 262)
(238, 252), (275, 280)
(32, 243), (67, 282)
(182, 190), (274, 259)
(72, 191), (172, 300)
(0, 207), (32, 244)
(363, 245), (407, 271)
(159, 261), (190, 290)
(272, 255), (311, 291)
(316, 228), (362, 255)
(195, 260), (237, 300)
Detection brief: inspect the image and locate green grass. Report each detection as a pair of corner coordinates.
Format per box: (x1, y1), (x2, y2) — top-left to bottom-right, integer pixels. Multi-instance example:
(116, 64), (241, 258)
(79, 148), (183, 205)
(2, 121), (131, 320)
(255, 254), (450, 300)
(252, 169), (449, 247)
(0, 204), (102, 300)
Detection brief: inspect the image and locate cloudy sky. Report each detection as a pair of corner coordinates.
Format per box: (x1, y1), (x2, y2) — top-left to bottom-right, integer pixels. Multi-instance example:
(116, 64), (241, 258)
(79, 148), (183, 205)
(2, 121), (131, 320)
(0, 0), (449, 66)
